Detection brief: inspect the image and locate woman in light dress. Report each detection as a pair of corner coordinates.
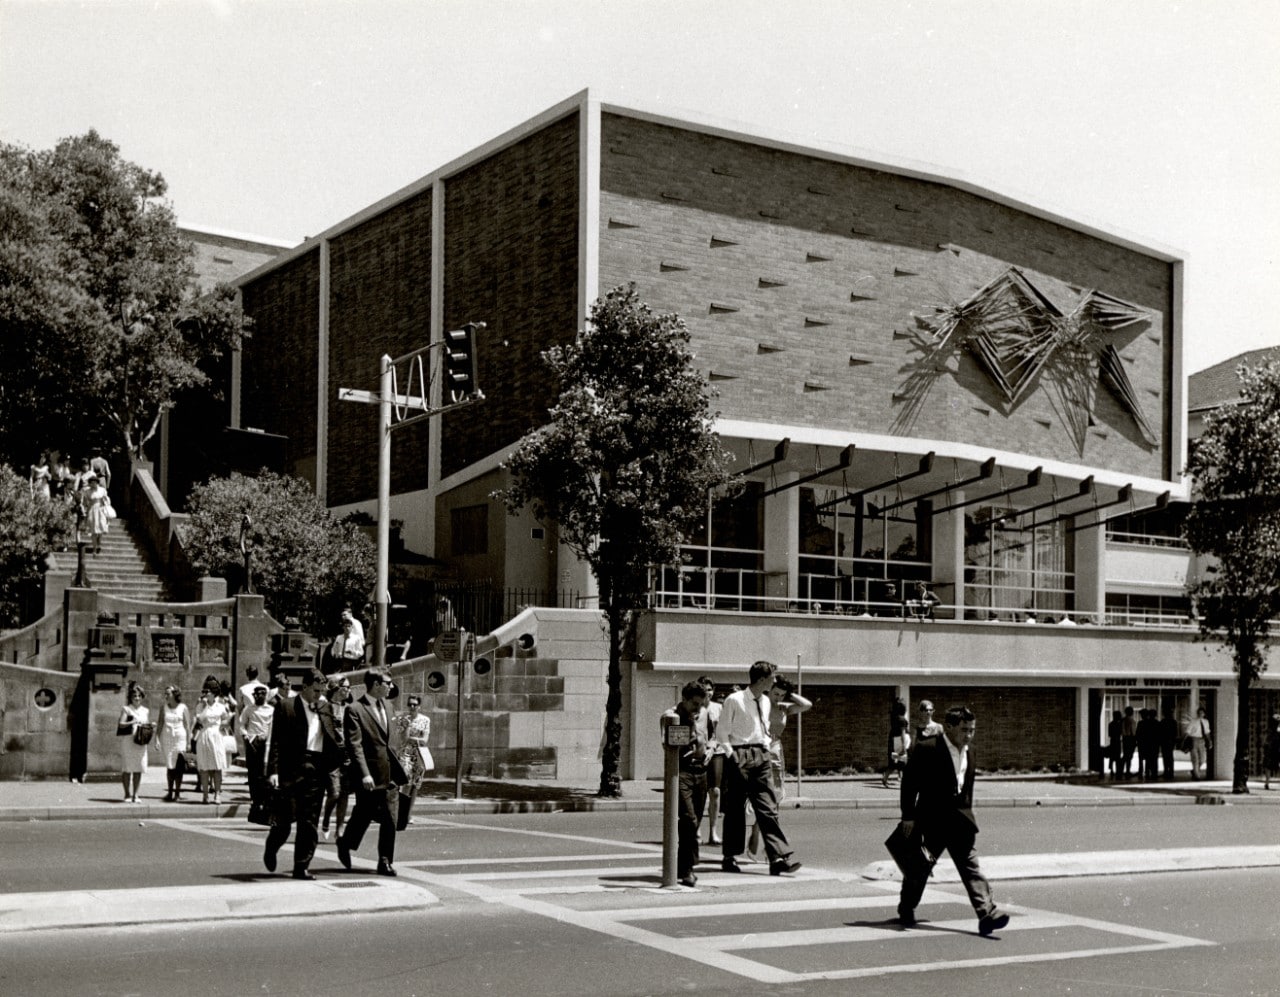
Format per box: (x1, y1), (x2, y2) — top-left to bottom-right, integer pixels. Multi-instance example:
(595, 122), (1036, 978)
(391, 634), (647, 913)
(157, 686), (193, 802)
(394, 694), (433, 828)
(118, 681), (150, 803)
(84, 473), (111, 554)
(29, 453), (52, 501)
(193, 687), (232, 804)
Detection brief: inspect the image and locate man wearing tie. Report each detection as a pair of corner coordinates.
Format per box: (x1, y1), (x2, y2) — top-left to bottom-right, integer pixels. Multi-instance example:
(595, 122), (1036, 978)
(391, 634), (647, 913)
(263, 668), (345, 879)
(717, 660), (801, 876)
(337, 670), (407, 876)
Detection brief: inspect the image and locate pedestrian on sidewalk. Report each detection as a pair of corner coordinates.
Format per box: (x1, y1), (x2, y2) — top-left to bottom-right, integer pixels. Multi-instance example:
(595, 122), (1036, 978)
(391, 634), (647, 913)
(337, 670), (409, 877)
(912, 700), (943, 749)
(193, 687), (232, 804)
(660, 681), (709, 887)
(1137, 709), (1159, 781)
(718, 660), (801, 877)
(1264, 713), (1280, 790)
(157, 685), (193, 802)
(882, 698), (910, 787)
(264, 668), (345, 879)
(1121, 706), (1138, 778)
(746, 675), (811, 862)
(895, 704), (1010, 936)
(393, 693), (433, 829)
(1159, 708), (1178, 780)
(239, 686), (275, 819)
(1187, 706), (1212, 780)
(699, 677), (727, 847)
(1106, 710), (1123, 779)
(117, 681), (151, 804)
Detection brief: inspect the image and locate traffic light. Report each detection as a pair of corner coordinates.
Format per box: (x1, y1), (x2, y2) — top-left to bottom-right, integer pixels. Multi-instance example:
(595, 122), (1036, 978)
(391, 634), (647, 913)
(443, 323), (479, 403)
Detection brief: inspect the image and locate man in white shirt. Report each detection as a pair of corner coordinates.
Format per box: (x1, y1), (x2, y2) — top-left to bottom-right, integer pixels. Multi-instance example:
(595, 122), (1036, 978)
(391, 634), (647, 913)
(330, 617), (366, 670)
(1188, 706), (1212, 779)
(239, 685), (275, 814)
(717, 660), (801, 876)
(897, 705), (1010, 936)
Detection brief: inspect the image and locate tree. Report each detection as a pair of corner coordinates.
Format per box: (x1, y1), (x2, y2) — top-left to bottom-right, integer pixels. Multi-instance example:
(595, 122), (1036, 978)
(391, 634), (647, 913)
(0, 130), (245, 466)
(500, 285), (734, 797)
(179, 471), (376, 635)
(0, 465), (75, 628)
(1183, 358), (1280, 794)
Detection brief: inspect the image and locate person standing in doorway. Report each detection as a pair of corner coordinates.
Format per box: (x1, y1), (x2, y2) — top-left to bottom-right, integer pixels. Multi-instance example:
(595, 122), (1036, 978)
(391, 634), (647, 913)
(337, 670), (408, 876)
(1188, 706), (1212, 779)
(1106, 710), (1124, 779)
(1121, 706), (1138, 778)
(718, 660), (801, 877)
(896, 705), (1011, 936)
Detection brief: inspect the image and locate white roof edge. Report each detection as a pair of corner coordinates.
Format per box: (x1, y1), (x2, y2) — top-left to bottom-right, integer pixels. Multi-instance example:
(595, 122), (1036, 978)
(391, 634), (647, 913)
(178, 222), (297, 249)
(714, 417), (1190, 502)
(595, 94), (1185, 264)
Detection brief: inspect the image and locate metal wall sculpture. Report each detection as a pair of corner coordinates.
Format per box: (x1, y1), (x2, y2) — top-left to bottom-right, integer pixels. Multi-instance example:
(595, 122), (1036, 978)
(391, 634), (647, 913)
(903, 266), (1156, 454)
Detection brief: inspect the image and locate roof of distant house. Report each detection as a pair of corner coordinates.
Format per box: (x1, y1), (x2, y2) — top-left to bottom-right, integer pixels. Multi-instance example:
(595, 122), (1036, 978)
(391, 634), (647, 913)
(1188, 346), (1280, 413)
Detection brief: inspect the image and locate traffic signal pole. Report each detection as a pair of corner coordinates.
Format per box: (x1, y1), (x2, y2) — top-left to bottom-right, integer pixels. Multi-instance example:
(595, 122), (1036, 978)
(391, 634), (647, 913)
(339, 325), (485, 670)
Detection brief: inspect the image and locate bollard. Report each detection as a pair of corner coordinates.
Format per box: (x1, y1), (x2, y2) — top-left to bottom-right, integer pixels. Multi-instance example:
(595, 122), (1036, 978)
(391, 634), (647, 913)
(662, 738), (679, 888)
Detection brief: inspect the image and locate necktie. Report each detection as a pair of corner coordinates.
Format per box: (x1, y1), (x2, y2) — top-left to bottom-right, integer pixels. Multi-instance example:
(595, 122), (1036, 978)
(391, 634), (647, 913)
(376, 701), (386, 729)
(755, 696), (767, 741)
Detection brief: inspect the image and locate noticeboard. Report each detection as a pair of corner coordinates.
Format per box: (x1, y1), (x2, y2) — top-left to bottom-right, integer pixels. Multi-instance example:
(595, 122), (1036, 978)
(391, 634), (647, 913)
(664, 724), (692, 747)
(435, 630), (462, 663)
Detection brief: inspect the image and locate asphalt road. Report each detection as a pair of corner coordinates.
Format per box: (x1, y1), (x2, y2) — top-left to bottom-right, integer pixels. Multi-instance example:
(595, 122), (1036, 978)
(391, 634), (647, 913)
(0, 805), (1275, 996)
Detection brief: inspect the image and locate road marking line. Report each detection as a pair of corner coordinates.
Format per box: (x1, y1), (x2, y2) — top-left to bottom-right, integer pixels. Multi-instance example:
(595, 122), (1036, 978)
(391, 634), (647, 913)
(698, 911), (1078, 950)
(608, 894), (936, 920)
(403, 852), (648, 867)
(413, 817), (660, 852)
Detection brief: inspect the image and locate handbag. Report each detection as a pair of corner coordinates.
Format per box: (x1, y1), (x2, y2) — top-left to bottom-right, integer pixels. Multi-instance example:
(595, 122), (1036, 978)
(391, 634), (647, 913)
(104, 500), (117, 520)
(884, 824), (936, 879)
(115, 721), (133, 737)
(133, 722), (156, 746)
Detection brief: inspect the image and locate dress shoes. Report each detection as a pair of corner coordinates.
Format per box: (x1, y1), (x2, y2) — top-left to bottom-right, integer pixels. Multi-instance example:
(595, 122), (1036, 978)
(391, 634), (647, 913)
(720, 858), (742, 873)
(895, 910), (916, 928)
(978, 910), (1010, 936)
(769, 859), (802, 876)
(376, 859), (397, 877)
(292, 869), (316, 881)
(678, 872), (697, 888)
(263, 848), (278, 873)
(336, 839), (352, 870)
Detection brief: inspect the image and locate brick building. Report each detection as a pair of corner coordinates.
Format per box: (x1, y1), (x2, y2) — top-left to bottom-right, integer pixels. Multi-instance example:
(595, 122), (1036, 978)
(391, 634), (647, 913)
(223, 90), (1265, 781)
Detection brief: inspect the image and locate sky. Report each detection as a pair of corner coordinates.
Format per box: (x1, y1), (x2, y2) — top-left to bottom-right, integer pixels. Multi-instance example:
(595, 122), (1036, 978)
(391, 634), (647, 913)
(2, 0), (1277, 376)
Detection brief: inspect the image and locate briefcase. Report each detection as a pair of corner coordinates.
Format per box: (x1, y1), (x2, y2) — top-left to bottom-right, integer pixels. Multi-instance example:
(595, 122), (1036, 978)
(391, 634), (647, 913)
(884, 824), (936, 878)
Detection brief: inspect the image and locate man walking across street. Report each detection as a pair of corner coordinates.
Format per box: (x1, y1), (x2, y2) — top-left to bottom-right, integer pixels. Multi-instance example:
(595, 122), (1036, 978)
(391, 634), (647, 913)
(337, 670), (408, 877)
(718, 660), (801, 877)
(263, 668), (345, 880)
(660, 682), (709, 887)
(896, 704), (1011, 936)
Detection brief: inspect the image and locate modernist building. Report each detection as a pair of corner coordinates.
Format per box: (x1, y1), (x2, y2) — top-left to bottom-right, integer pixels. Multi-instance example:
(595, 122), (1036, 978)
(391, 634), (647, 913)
(225, 90), (1271, 781)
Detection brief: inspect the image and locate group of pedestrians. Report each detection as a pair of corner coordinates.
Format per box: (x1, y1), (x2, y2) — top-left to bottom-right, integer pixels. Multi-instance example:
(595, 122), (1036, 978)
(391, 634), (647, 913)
(1107, 704), (1213, 780)
(661, 673), (1011, 936)
(31, 448), (114, 553)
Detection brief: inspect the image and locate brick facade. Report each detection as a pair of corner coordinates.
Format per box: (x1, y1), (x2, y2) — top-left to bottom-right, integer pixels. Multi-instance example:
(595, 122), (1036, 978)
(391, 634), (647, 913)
(241, 250), (322, 481)
(327, 189), (434, 505)
(441, 111), (580, 479)
(781, 684), (1077, 773)
(598, 113), (1174, 480)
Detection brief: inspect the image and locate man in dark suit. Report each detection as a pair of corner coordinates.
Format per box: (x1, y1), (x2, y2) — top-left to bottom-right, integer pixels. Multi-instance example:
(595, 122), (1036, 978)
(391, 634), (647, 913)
(337, 669), (407, 877)
(264, 668), (345, 879)
(896, 704), (1010, 936)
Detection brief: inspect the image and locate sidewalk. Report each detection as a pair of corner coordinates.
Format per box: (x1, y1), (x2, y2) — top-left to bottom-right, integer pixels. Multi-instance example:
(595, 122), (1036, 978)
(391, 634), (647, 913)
(2, 766), (1277, 822)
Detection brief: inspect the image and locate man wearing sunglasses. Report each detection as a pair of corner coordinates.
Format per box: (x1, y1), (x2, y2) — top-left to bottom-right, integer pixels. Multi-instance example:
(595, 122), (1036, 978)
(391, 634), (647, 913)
(337, 670), (408, 877)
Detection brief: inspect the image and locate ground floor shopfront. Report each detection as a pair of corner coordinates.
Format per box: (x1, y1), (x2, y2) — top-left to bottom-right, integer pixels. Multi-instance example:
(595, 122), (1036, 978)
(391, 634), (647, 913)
(629, 608), (1271, 782)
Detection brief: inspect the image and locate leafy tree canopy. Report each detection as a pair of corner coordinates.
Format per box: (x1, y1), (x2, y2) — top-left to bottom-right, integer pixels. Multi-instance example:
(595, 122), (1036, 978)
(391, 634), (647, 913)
(0, 465), (75, 628)
(179, 471), (376, 635)
(0, 130), (245, 466)
(500, 285), (734, 795)
(1184, 357), (1280, 792)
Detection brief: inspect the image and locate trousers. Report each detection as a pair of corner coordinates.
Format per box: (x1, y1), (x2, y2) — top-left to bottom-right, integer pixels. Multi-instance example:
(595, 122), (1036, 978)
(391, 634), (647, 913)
(264, 759), (327, 871)
(898, 829), (995, 919)
(342, 784), (399, 862)
(677, 768), (707, 877)
(721, 745), (792, 864)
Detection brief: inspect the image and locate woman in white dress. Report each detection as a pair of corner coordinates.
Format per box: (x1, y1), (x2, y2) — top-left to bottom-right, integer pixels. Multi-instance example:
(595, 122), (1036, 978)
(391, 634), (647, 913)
(193, 687), (231, 804)
(117, 681), (151, 803)
(85, 473), (110, 554)
(157, 686), (193, 802)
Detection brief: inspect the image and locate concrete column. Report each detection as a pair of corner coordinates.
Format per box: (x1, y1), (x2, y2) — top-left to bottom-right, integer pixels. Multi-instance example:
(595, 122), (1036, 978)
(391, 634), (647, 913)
(1073, 519), (1106, 623)
(763, 473), (799, 608)
(63, 587), (101, 673)
(931, 489), (964, 619)
(1076, 684), (1091, 771)
(1215, 684), (1237, 781)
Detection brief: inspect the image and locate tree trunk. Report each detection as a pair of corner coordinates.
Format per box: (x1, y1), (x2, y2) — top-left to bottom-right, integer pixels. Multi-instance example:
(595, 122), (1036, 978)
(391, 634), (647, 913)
(1233, 663), (1252, 794)
(597, 606), (624, 798)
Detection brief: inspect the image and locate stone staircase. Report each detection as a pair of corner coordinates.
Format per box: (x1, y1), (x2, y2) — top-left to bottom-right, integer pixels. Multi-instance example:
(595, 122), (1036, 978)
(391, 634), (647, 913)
(50, 519), (169, 602)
